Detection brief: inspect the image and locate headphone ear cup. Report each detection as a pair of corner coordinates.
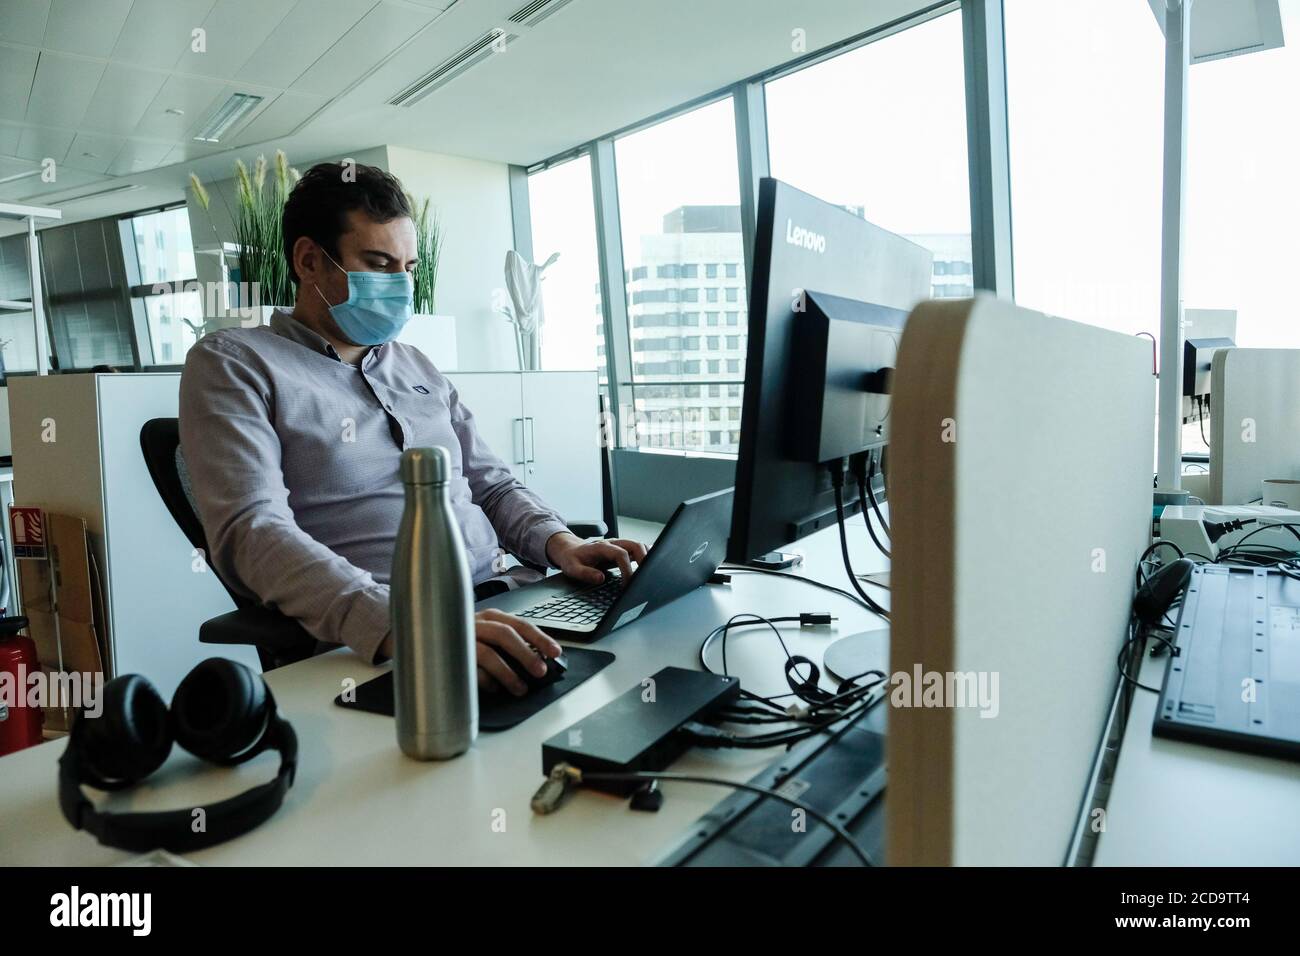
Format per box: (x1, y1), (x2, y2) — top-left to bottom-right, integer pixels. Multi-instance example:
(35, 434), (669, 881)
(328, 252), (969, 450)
(172, 658), (268, 764)
(75, 674), (172, 788)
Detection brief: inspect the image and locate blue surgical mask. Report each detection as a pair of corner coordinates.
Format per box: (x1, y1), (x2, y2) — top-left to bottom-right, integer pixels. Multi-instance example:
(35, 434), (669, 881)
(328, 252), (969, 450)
(314, 250), (413, 346)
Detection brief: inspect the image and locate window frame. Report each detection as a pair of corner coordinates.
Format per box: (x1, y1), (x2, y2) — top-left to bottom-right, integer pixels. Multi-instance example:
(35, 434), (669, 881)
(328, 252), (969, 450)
(509, 0), (1009, 508)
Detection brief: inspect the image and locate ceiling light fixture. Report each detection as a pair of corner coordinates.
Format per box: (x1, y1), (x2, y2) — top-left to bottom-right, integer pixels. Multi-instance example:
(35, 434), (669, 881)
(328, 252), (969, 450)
(0, 168), (43, 186)
(192, 93), (263, 143)
(28, 183), (145, 206)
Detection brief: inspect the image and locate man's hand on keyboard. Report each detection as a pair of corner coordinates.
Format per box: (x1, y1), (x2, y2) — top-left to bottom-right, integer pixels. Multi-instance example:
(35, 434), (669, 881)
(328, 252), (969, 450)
(545, 532), (648, 585)
(475, 608), (563, 697)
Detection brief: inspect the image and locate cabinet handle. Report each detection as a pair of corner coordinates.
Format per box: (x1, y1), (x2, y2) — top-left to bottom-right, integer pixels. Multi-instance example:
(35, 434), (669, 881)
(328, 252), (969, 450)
(524, 417), (536, 463)
(512, 418), (526, 465)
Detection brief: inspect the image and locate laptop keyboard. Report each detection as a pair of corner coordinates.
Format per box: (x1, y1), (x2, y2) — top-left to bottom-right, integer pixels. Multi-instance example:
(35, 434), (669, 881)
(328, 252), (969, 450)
(519, 571), (624, 627)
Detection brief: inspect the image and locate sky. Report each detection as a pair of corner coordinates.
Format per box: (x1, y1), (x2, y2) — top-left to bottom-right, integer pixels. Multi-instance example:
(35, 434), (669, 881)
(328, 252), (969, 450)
(529, 0), (1300, 372)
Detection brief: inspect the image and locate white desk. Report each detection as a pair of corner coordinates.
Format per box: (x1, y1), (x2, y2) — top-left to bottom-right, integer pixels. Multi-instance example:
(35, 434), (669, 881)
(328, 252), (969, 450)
(0, 522), (889, 866)
(1094, 639), (1300, 866)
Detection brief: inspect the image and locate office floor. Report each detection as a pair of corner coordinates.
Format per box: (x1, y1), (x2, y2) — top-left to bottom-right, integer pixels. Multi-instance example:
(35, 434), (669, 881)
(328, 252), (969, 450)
(615, 516), (665, 544)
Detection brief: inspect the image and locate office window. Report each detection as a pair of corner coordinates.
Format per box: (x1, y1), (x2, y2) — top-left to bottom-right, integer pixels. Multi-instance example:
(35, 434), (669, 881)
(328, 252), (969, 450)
(615, 96), (745, 453)
(1005, 0), (1163, 334)
(0, 234), (37, 372)
(766, 9), (971, 301)
(527, 153), (607, 374)
(40, 218), (136, 370)
(127, 207), (201, 366)
(1184, 1), (1300, 348)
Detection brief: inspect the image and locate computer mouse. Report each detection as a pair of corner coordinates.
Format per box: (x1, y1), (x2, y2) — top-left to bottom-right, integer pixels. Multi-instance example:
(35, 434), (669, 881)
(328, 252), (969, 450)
(501, 650), (568, 692)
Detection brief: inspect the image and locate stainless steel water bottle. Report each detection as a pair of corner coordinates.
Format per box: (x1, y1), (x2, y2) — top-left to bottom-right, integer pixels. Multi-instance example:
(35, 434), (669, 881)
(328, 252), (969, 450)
(391, 446), (477, 759)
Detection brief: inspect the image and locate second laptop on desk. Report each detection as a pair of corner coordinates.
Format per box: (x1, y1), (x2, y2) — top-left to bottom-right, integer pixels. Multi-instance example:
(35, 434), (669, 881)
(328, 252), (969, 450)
(479, 488), (733, 641)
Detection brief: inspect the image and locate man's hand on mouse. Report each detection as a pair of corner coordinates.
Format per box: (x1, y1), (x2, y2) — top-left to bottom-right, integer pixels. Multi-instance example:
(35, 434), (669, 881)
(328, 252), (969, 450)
(545, 531), (648, 585)
(376, 608), (561, 697)
(473, 608), (562, 697)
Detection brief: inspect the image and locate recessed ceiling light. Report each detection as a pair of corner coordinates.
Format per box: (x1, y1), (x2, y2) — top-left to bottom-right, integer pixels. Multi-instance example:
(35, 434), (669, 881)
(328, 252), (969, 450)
(192, 93), (262, 143)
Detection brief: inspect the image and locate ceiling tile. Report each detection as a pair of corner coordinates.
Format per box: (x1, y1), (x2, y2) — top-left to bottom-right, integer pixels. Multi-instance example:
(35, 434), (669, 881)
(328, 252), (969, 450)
(291, 1), (431, 98)
(0, 155), (39, 181)
(229, 90), (325, 147)
(7, 166), (104, 202)
(0, 0), (52, 46)
(0, 122), (25, 156)
(133, 72), (227, 139)
(172, 0), (297, 79)
(160, 140), (224, 167)
(238, 0), (372, 89)
(112, 0), (218, 70)
(80, 63), (169, 135)
(65, 131), (127, 174)
(107, 138), (172, 176)
(0, 45), (39, 122)
(25, 51), (106, 127)
(41, 0), (133, 57)
(15, 125), (73, 164)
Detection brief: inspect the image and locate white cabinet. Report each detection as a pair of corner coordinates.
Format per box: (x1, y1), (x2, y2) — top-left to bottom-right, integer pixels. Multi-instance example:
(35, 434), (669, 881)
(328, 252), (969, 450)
(8, 374), (257, 698)
(449, 371), (601, 523)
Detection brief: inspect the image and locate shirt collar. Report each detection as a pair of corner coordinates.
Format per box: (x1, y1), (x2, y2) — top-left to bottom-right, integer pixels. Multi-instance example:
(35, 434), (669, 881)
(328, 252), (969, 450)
(272, 308), (395, 369)
(269, 309), (342, 360)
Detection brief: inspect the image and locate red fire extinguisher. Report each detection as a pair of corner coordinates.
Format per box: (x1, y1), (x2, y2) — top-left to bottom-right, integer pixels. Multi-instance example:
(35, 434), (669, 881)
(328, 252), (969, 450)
(0, 615), (43, 756)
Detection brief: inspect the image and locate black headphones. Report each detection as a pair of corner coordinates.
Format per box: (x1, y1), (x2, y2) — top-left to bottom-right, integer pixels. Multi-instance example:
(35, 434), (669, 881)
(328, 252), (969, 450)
(59, 658), (297, 854)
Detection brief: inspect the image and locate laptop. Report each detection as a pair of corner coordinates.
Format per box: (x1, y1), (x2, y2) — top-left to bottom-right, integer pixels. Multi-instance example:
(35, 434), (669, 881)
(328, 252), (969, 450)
(479, 488), (733, 641)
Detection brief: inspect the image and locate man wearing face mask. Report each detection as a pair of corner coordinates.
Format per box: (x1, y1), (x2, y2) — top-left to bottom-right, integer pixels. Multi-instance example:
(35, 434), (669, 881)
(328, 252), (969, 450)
(179, 162), (646, 696)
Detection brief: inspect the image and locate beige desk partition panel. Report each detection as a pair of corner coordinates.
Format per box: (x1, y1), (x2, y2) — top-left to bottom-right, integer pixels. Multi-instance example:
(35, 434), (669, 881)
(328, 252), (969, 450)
(1210, 348), (1300, 506)
(888, 296), (1153, 865)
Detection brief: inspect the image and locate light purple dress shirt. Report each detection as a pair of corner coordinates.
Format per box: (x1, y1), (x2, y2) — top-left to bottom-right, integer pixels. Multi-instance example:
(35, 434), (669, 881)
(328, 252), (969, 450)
(178, 309), (569, 663)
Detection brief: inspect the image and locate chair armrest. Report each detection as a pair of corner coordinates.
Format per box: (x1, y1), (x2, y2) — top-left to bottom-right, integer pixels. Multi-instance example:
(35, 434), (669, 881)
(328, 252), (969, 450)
(566, 520), (608, 539)
(199, 606), (317, 657)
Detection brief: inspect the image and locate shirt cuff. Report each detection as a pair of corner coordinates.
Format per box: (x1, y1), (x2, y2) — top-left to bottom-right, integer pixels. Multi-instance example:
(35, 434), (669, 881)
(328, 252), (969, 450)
(338, 585), (392, 665)
(525, 517), (574, 569)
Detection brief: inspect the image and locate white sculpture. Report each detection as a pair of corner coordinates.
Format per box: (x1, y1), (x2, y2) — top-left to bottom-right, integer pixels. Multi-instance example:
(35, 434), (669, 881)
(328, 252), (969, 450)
(498, 249), (559, 370)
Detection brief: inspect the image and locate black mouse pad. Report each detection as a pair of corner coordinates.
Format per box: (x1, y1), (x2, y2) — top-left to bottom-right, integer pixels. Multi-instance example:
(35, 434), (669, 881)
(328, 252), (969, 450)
(333, 647), (615, 731)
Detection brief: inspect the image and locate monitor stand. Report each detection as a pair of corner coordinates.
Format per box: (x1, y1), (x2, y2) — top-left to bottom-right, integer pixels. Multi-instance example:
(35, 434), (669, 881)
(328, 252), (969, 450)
(823, 628), (890, 684)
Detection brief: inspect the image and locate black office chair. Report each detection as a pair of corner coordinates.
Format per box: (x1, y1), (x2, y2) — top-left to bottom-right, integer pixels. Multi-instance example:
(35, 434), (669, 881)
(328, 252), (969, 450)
(140, 418), (318, 671)
(141, 418), (610, 672)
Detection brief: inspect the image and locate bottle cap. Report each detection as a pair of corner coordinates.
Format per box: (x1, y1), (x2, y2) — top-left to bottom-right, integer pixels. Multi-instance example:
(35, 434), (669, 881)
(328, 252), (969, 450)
(401, 446), (450, 485)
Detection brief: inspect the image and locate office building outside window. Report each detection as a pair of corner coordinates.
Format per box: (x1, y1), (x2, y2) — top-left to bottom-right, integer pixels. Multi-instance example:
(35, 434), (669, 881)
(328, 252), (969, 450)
(611, 98), (746, 453)
(128, 206), (202, 366)
(765, 10), (972, 302)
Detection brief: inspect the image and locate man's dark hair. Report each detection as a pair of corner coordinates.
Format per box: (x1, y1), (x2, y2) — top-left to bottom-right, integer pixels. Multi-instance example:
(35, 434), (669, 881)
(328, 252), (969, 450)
(281, 161), (412, 284)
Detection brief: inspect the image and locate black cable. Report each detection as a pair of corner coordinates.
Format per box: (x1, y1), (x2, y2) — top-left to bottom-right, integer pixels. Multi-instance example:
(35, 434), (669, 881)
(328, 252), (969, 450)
(576, 769), (874, 866)
(1196, 395), (1210, 449)
(830, 465), (890, 621)
(858, 475), (891, 558)
(699, 614), (887, 724)
(867, 449), (891, 536)
(719, 565), (878, 611)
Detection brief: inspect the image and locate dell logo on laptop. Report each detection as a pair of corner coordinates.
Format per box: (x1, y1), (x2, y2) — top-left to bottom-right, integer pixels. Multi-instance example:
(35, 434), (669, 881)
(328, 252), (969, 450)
(689, 541), (709, 563)
(785, 219), (826, 253)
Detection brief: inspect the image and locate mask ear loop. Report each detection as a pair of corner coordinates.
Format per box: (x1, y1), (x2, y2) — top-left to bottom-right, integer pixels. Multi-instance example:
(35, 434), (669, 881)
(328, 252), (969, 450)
(312, 244), (348, 309)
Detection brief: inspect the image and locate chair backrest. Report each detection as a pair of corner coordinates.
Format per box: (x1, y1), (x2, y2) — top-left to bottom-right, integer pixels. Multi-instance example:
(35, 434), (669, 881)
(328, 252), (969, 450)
(139, 417), (247, 609)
